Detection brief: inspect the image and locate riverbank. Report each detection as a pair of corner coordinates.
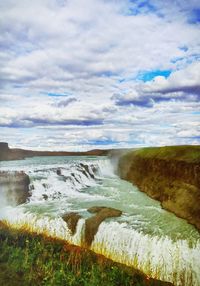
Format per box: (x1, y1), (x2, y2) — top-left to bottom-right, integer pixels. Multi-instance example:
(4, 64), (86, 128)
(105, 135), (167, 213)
(0, 222), (172, 286)
(118, 145), (200, 231)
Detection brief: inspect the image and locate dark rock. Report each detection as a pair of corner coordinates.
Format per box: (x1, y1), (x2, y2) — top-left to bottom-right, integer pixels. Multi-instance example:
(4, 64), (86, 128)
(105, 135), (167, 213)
(62, 212), (82, 235)
(80, 163), (95, 179)
(42, 183), (48, 188)
(56, 169), (61, 175)
(29, 184), (35, 191)
(85, 207), (122, 246)
(42, 194), (48, 200)
(0, 142), (9, 152)
(71, 173), (81, 183)
(0, 142), (9, 161)
(0, 171), (30, 206)
(88, 206), (108, 213)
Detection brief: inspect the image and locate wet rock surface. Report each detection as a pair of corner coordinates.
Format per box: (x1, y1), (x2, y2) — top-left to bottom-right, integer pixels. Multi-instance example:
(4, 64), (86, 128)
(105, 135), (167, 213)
(56, 169), (62, 176)
(0, 171), (30, 206)
(79, 163), (95, 179)
(42, 194), (48, 200)
(62, 207), (122, 246)
(62, 212), (82, 235)
(85, 207), (122, 246)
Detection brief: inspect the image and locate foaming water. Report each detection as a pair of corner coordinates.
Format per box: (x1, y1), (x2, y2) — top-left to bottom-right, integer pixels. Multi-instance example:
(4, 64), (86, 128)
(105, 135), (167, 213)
(0, 156), (200, 286)
(92, 222), (200, 286)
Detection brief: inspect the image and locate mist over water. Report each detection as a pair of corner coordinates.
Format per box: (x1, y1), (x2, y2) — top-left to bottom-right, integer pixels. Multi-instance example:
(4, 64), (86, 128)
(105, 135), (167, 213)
(0, 156), (200, 286)
(0, 191), (7, 215)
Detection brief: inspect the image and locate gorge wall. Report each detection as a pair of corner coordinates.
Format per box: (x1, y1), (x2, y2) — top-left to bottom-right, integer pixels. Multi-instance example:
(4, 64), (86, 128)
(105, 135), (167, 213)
(118, 146), (200, 231)
(0, 171), (30, 206)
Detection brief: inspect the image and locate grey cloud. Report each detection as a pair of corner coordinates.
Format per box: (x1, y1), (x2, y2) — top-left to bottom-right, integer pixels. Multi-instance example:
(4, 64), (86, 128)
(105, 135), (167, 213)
(152, 85), (200, 97)
(112, 90), (199, 108)
(56, 97), (77, 107)
(112, 93), (153, 108)
(0, 117), (104, 128)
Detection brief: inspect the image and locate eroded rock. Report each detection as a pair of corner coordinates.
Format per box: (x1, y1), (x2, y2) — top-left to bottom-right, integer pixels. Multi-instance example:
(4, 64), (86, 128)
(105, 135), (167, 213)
(61, 207), (122, 245)
(62, 212), (82, 235)
(85, 207), (122, 246)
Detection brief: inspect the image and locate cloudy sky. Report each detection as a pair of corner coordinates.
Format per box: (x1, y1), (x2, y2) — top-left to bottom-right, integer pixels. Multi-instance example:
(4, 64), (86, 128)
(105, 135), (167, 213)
(0, 0), (200, 151)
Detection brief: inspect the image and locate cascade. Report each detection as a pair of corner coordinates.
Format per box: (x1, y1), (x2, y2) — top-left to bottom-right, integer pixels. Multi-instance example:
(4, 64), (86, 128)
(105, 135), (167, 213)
(0, 156), (199, 286)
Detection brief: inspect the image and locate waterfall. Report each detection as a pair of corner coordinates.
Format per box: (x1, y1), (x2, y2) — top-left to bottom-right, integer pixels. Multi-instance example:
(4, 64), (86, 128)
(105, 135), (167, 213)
(2, 206), (200, 286)
(0, 156), (199, 286)
(92, 221), (200, 286)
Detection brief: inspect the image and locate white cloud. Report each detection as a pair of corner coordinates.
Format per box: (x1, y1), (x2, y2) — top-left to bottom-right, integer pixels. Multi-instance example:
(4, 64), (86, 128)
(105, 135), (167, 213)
(143, 61), (200, 94)
(0, 0), (200, 149)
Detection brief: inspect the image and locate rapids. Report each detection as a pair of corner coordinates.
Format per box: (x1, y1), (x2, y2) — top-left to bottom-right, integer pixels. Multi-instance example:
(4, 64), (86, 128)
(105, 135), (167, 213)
(0, 156), (199, 286)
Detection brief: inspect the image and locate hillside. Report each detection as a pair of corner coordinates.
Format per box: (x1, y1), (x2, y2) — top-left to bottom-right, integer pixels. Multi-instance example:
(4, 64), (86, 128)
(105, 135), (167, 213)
(0, 142), (109, 161)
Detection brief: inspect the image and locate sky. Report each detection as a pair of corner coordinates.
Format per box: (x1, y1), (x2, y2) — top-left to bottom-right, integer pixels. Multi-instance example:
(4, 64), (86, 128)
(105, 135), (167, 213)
(0, 0), (200, 151)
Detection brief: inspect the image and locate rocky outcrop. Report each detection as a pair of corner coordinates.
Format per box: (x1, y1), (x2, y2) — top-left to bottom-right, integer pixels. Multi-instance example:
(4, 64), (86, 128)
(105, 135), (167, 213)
(62, 207), (122, 246)
(0, 143), (9, 161)
(0, 171), (30, 206)
(62, 212), (82, 235)
(79, 163), (95, 179)
(118, 146), (200, 231)
(85, 207), (122, 246)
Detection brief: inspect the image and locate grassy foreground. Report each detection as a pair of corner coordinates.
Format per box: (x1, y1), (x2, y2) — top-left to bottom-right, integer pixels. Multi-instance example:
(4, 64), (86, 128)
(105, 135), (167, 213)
(0, 222), (172, 286)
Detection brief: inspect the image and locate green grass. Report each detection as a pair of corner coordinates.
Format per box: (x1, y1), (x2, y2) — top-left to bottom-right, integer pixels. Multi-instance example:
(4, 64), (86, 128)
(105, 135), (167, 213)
(125, 145), (200, 163)
(0, 223), (171, 286)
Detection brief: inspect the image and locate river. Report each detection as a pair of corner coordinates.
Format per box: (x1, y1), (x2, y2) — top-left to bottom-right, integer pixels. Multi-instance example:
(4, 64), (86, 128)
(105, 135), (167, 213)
(0, 156), (199, 286)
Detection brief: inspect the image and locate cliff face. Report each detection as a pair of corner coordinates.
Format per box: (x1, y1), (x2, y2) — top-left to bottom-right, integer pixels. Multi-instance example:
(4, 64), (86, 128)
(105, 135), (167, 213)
(0, 143), (9, 161)
(0, 143), (26, 161)
(0, 171), (30, 206)
(118, 146), (200, 231)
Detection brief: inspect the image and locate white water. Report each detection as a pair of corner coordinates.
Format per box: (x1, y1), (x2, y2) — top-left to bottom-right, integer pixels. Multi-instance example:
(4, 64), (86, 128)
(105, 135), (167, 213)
(0, 156), (200, 286)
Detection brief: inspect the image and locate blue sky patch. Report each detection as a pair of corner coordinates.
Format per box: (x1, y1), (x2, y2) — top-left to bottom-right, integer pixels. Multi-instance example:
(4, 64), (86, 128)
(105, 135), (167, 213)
(136, 69), (171, 82)
(41, 91), (73, 97)
(127, 0), (157, 16)
(47, 92), (69, 97)
(192, 111), (200, 115)
(87, 139), (117, 146)
(189, 9), (200, 24)
(137, 0), (156, 12)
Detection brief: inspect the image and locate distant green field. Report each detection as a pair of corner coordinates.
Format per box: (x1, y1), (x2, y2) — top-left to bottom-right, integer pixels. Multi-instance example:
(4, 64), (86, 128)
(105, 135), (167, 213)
(125, 145), (200, 163)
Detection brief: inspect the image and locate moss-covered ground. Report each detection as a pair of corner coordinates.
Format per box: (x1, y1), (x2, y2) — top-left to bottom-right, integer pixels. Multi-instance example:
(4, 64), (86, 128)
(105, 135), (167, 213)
(125, 145), (200, 163)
